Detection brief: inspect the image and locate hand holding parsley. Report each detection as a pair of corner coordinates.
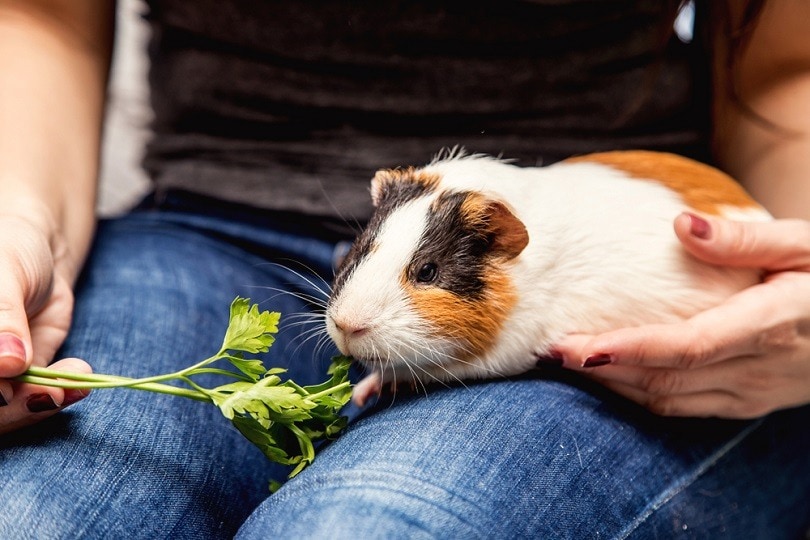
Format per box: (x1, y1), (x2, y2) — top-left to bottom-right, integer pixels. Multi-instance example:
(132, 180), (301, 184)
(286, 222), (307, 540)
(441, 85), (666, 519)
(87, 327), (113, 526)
(17, 297), (352, 485)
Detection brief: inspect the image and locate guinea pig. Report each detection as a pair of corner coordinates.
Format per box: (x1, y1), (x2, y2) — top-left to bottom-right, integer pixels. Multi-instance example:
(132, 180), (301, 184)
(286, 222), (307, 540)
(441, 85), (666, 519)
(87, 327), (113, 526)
(325, 150), (771, 405)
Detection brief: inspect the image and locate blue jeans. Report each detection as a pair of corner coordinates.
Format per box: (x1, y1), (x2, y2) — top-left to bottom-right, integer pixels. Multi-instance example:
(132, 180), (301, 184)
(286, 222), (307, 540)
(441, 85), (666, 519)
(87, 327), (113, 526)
(1, 195), (808, 539)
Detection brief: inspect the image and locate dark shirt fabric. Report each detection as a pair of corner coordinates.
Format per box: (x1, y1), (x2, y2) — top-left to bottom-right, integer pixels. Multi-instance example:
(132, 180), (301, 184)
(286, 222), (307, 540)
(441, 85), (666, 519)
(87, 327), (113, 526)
(142, 0), (710, 224)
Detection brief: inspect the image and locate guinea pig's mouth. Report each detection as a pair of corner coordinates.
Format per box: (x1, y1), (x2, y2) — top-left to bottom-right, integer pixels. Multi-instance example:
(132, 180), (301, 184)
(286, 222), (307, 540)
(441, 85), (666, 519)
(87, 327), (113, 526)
(353, 354), (383, 366)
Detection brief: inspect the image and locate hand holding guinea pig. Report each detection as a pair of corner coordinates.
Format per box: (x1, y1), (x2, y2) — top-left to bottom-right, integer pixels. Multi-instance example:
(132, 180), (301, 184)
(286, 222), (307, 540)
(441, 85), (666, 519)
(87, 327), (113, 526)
(326, 150), (775, 411)
(555, 214), (810, 419)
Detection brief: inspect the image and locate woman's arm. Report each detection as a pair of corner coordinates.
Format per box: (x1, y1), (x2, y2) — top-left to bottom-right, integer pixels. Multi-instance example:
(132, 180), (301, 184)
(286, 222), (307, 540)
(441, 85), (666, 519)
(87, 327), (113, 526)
(712, 0), (810, 219)
(0, 0), (113, 266)
(0, 0), (114, 432)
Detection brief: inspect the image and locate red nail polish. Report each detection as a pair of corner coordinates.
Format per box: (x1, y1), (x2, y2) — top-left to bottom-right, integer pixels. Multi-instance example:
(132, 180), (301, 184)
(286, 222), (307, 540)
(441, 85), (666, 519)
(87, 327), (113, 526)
(687, 213), (711, 240)
(61, 389), (90, 407)
(26, 393), (59, 412)
(583, 354), (612, 368)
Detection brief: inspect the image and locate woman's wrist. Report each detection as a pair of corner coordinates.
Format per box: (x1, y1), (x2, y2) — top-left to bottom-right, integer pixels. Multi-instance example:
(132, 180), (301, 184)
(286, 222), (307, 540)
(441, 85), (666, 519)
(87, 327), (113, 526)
(0, 189), (91, 287)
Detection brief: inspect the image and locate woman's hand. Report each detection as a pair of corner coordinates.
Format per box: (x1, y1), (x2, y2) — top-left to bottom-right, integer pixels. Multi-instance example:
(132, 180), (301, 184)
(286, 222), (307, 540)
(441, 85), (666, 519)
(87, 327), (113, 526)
(554, 213), (810, 419)
(0, 214), (91, 435)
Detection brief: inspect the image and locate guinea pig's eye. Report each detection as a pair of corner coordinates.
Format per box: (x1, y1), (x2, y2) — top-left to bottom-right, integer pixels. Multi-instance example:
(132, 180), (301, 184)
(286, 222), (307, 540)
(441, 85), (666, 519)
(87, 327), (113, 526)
(416, 262), (439, 284)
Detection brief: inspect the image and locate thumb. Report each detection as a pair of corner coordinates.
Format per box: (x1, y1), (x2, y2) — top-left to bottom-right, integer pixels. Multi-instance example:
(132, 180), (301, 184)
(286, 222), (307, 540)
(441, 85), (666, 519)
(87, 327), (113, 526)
(0, 277), (32, 378)
(675, 213), (810, 272)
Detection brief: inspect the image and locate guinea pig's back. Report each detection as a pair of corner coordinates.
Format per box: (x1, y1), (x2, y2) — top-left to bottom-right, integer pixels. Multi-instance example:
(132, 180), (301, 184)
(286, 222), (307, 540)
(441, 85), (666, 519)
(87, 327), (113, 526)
(562, 151), (769, 222)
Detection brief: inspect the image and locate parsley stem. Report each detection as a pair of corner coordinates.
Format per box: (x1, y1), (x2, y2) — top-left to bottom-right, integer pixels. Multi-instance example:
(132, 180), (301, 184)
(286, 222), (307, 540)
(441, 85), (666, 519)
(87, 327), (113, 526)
(17, 367), (211, 402)
(305, 381), (352, 402)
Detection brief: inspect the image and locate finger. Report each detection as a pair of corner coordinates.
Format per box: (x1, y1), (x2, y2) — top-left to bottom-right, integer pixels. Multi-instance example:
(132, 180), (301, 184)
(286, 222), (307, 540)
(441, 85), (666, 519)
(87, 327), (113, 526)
(554, 321), (744, 370)
(554, 281), (789, 370)
(596, 379), (747, 418)
(551, 333), (595, 368)
(580, 364), (726, 397)
(0, 358), (91, 435)
(675, 213), (810, 272)
(0, 330), (30, 378)
(27, 274), (74, 367)
(46, 357), (92, 407)
(0, 260), (34, 377)
(0, 379), (11, 406)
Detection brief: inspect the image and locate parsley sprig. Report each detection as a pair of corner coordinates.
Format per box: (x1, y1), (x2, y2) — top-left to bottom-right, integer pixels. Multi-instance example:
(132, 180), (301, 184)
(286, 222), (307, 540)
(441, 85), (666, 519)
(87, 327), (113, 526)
(17, 297), (352, 484)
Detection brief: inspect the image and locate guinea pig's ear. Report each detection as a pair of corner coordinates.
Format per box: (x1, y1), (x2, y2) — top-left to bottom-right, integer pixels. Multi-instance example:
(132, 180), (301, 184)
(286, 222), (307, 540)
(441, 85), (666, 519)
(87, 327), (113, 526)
(370, 167), (440, 207)
(370, 169), (396, 207)
(467, 194), (529, 261)
(484, 200), (529, 261)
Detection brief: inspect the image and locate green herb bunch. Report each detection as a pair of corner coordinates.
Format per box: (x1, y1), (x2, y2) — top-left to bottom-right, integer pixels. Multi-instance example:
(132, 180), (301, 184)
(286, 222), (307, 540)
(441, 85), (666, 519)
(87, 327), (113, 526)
(17, 297), (352, 485)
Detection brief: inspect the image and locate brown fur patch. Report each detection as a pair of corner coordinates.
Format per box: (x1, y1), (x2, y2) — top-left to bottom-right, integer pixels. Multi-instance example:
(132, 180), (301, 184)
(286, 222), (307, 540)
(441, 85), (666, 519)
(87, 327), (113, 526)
(371, 168), (441, 207)
(404, 268), (517, 360)
(565, 150), (762, 216)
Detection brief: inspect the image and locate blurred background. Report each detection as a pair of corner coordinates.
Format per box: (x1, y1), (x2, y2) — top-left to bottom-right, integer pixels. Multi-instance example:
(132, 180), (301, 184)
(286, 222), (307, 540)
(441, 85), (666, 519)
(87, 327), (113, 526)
(97, 0), (151, 217)
(98, 0), (696, 217)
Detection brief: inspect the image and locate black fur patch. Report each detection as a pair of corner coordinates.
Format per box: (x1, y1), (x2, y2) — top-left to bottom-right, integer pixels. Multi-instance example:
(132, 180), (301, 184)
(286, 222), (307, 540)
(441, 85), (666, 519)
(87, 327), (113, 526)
(408, 191), (491, 299)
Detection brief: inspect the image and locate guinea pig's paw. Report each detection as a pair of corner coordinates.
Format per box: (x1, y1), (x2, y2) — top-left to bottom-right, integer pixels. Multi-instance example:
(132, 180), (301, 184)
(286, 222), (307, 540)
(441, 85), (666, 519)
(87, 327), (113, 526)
(352, 371), (382, 407)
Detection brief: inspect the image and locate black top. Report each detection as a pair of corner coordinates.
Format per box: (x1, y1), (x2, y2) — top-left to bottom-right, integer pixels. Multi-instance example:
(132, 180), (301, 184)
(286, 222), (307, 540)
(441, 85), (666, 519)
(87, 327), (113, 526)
(142, 0), (709, 223)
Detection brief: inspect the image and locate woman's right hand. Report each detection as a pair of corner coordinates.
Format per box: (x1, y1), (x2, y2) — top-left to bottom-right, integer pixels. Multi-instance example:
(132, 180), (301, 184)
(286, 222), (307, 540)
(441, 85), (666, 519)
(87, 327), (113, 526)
(0, 213), (91, 435)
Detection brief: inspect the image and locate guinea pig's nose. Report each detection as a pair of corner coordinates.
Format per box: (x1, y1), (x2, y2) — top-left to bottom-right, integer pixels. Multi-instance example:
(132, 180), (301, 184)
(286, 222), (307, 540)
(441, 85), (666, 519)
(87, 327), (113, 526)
(334, 320), (369, 338)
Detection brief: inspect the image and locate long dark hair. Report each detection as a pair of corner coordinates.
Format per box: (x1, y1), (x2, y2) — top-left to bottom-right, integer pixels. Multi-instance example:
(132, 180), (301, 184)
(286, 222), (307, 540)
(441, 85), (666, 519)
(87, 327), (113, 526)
(706, 0), (789, 133)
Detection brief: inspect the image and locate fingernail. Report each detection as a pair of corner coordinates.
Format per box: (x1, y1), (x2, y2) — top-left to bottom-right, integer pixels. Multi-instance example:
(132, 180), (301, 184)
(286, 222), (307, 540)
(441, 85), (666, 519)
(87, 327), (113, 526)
(687, 213), (711, 240)
(0, 333), (26, 370)
(61, 389), (90, 407)
(26, 393), (59, 412)
(583, 354), (613, 368)
(535, 349), (564, 368)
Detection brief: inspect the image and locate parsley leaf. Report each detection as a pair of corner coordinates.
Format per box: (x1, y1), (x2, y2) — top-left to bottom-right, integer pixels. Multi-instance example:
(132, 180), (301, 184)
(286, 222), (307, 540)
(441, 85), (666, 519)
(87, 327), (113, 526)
(18, 297), (353, 489)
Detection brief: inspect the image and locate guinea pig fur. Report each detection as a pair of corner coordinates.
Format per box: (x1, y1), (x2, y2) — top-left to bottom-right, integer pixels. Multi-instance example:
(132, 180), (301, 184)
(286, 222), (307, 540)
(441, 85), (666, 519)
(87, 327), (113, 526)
(326, 150), (770, 400)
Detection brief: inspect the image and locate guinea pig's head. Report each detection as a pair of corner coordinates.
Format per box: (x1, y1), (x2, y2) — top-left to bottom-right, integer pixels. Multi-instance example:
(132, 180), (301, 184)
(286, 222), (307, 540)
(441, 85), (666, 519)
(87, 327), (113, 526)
(326, 166), (529, 383)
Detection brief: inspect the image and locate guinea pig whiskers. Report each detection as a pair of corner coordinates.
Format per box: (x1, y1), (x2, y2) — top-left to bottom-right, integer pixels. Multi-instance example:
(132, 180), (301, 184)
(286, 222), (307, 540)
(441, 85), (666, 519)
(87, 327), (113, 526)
(430, 332), (507, 378)
(249, 262), (336, 366)
(249, 285), (329, 312)
(286, 314), (335, 357)
(423, 327), (511, 380)
(389, 347), (430, 399)
(390, 337), (464, 393)
(263, 261), (333, 303)
(267, 260), (334, 292)
(281, 312), (328, 330)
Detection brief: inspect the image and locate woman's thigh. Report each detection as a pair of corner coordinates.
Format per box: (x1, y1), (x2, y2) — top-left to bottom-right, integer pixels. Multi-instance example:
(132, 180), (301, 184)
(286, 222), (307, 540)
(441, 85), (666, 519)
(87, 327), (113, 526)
(0, 211), (339, 540)
(238, 373), (810, 539)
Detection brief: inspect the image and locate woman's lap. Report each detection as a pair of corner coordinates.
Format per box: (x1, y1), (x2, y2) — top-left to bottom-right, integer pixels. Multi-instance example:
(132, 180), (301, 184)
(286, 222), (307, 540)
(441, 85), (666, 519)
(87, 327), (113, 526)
(237, 375), (810, 539)
(1, 207), (807, 539)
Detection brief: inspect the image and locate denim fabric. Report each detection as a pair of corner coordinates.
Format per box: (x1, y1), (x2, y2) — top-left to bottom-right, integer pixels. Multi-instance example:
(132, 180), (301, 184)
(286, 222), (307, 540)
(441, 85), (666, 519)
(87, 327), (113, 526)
(1, 203), (808, 539)
(238, 377), (810, 539)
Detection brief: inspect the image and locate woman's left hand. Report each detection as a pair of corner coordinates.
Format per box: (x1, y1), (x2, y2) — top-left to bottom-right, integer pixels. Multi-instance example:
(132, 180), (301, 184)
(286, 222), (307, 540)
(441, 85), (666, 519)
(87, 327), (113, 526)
(553, 212), (810, 419)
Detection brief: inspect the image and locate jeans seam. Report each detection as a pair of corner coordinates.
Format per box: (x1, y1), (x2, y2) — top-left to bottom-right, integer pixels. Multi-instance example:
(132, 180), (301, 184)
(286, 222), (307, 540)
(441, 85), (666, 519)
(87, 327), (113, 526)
(616, 418), (765, 539)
